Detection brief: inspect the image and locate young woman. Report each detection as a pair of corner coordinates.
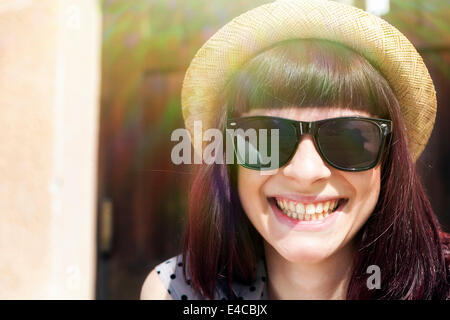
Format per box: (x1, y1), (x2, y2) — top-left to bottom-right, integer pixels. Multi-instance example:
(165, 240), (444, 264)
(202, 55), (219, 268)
(141, 0), (450, 300)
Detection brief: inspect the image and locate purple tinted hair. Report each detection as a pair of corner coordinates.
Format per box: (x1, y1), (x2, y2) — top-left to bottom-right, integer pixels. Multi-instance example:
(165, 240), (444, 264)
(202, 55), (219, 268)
(181, 40), (450, 299)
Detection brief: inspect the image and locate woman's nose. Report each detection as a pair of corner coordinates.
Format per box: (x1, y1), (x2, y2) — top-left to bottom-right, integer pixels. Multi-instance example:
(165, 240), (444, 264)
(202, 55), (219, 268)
(281, 135), (332, 185)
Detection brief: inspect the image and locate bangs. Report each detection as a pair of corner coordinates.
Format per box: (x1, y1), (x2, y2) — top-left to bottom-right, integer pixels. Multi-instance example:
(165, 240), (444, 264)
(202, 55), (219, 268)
(224, 39), (393, 119)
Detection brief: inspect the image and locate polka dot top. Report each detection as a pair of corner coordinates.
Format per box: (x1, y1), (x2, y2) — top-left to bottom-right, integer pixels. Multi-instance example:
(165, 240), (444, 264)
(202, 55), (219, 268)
(155, 254), (269, 300)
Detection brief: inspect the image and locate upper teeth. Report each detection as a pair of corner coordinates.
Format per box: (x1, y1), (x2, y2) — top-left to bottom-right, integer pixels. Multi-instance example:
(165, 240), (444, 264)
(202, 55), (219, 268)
(276, 198), (340, 216)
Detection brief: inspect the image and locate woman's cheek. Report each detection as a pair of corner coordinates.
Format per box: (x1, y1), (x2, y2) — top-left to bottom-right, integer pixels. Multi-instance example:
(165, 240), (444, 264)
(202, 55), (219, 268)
(237, 168), (270, 218)
(346, 166), (381, 230)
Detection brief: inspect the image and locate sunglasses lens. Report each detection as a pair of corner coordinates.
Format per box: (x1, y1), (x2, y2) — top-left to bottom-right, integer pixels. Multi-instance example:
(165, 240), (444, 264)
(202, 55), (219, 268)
(317, 119), (382, 169)
(230, 117), (297, 169)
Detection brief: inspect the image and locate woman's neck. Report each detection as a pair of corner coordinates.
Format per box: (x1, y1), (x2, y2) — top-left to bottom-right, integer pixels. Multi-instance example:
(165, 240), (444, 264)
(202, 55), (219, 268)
(264, 242), (355, 300)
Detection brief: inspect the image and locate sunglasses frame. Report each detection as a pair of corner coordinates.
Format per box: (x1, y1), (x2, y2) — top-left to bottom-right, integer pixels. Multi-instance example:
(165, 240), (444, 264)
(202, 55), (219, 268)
(227, 115), (392, 172)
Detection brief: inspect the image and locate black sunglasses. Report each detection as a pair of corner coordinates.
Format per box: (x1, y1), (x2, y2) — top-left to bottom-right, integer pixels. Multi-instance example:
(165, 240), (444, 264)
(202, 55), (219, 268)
(226, 115), (392, 171)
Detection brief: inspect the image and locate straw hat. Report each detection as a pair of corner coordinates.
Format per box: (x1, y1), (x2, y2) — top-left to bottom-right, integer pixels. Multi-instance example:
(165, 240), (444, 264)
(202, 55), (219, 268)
(181, 0), (436, 161)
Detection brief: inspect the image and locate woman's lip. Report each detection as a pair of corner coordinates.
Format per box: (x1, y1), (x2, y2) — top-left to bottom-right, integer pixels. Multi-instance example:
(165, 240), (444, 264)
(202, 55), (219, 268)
(268, 198), (346, 231)
(272, 194), (347, 204)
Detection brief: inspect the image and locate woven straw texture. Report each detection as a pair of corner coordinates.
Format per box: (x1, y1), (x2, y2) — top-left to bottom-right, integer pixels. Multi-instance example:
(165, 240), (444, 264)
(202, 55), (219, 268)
(181, 0), (436, 161)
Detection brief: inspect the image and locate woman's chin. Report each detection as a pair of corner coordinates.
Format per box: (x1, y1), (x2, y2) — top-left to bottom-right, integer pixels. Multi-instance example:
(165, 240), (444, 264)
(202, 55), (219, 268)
(273, 240), (338, 265)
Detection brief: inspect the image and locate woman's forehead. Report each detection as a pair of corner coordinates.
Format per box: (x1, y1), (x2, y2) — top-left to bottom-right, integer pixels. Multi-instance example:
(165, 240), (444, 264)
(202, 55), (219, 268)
(241, 106), (374, 121)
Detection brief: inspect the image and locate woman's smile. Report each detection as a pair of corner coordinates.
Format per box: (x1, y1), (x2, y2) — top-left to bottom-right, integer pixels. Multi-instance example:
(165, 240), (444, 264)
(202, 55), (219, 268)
(268, 195), (349, 231)
(272, 196), (347, 221)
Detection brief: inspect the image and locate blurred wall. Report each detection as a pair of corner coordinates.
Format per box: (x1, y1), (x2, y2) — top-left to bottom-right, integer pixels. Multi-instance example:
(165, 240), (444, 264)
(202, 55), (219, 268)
(0, 0), (101, 299)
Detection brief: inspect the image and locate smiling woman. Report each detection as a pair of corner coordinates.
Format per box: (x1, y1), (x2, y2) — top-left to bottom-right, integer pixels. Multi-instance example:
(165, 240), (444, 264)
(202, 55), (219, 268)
(141, 0), (450, 300)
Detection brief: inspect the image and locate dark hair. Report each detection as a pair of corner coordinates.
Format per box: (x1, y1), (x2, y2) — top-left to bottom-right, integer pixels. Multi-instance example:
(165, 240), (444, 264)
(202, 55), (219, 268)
(181, 39), (449, 299)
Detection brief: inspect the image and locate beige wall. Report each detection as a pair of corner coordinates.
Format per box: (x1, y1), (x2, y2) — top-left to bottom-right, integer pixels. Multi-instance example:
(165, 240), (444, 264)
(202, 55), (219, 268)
(0, 0), (101, 299)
